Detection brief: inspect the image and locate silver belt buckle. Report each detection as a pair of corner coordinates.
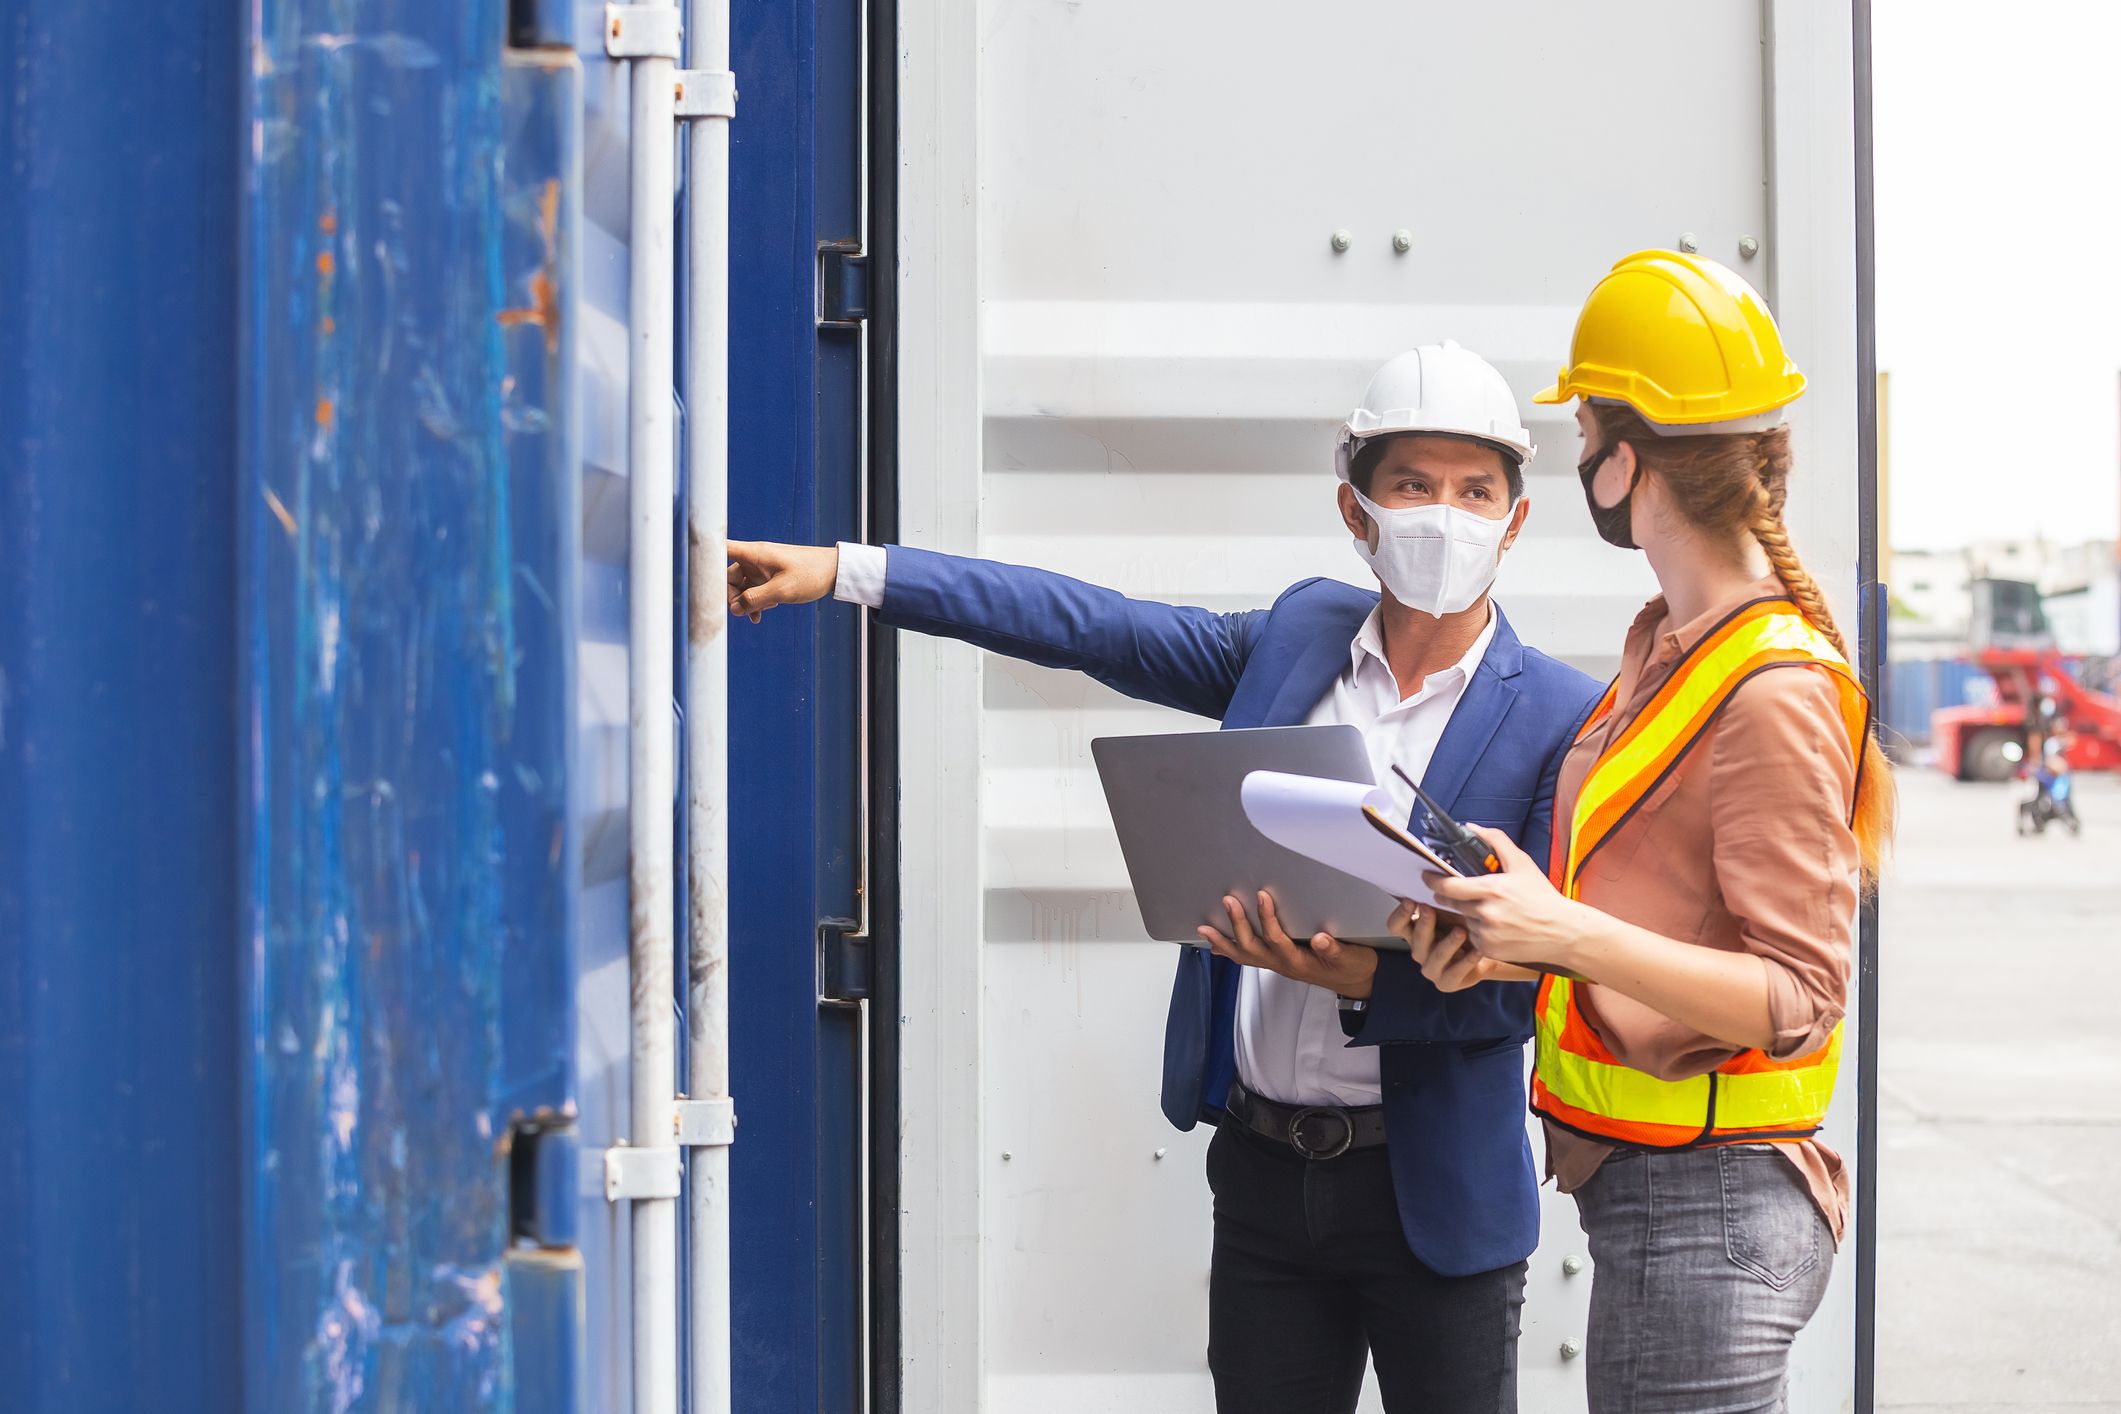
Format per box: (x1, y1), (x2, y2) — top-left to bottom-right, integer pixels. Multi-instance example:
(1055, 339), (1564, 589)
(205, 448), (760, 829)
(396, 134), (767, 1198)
(1287, 1105), (1354, 1161)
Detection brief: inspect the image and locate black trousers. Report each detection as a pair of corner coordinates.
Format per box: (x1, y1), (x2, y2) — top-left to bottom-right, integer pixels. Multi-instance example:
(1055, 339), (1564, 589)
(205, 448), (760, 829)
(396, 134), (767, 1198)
(1206, 1121), (1525, 1414)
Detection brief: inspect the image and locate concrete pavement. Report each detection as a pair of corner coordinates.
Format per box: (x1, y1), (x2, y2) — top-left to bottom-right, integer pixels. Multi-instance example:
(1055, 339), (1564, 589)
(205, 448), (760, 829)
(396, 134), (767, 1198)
(1877, 768), (2121, 1412)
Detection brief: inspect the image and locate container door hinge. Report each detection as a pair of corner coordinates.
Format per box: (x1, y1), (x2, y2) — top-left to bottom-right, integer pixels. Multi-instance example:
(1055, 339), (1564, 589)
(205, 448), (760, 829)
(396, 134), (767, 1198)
(674, 1096), (737, 1148)
(817, 241), (868, 330)
(602, 1142), (682, 1202)
(673, 70), (737, 120)
(603, 3), (682, 59)
(819, 915), (871, 1006)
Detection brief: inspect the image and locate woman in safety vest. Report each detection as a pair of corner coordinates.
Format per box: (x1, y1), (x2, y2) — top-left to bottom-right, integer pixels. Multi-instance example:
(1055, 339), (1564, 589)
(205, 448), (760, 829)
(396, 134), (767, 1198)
(1393, 249), (1895, 1412)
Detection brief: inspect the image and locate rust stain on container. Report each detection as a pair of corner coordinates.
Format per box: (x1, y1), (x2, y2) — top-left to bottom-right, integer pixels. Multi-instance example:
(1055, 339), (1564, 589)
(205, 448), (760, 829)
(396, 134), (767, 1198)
(314, 397), (334, 428)
(494, 182), (563, 356)
(316, 251), (334, 276)
(493, 272), (557, 355)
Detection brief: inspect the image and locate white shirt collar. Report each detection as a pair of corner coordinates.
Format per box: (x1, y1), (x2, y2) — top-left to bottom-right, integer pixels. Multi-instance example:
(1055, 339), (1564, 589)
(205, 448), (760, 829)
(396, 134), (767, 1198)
(1349, 601), (1499, 704)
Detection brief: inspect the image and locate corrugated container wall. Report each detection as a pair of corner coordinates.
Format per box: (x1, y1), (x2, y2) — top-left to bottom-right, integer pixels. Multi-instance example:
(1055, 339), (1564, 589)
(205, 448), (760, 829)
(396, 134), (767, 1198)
(896, 2), (1872, 1410)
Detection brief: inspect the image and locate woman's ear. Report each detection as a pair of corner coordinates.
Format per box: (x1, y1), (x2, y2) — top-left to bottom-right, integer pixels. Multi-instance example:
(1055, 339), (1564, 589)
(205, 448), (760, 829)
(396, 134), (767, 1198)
(1608, 438), (1639, 484)
(1595, 438), (1642, 512)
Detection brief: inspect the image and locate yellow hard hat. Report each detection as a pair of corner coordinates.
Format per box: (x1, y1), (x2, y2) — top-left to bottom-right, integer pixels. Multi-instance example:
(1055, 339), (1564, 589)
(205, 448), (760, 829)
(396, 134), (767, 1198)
(1532, 249), (1805, 427)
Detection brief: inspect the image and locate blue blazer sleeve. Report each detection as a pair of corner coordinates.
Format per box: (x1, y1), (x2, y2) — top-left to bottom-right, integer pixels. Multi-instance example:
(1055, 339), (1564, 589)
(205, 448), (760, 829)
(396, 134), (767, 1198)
(876, 545), (1269, 721)
(1355, 956), (1537, 1045)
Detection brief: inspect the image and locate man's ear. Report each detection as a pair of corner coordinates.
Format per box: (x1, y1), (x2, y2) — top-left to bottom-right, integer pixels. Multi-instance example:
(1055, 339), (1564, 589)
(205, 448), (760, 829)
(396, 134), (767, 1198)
(1337, 483), (1375, 549)
(1500, 494), (1531, 551)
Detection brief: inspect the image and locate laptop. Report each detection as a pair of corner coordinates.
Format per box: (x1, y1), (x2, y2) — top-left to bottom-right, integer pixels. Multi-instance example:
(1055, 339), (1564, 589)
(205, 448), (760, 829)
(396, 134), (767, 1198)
(1090, 724), (1408, 948)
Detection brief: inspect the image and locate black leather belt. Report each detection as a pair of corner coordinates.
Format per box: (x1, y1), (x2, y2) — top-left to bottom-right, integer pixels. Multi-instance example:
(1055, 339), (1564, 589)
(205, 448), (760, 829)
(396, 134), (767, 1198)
(1225, 1079), (1388, 1161)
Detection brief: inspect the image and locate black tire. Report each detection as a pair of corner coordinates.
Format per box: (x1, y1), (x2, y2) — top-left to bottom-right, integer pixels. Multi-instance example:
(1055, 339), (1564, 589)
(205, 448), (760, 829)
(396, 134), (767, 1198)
(1963, 728), (2022, 783)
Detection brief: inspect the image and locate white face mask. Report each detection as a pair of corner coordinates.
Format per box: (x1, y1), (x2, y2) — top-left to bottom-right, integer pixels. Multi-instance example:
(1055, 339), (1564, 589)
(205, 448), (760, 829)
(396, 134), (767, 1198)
(1350, 489), (1513, 618)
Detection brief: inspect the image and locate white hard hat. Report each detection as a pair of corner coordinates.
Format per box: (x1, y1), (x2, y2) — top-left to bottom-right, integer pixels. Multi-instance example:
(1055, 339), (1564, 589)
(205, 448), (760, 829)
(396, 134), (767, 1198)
(1335, 341), (1535, 481)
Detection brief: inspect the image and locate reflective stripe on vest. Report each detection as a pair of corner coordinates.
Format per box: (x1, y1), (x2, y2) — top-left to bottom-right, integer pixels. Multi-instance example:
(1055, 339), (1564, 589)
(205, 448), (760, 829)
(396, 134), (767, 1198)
(1530, 597), (1868, 1150)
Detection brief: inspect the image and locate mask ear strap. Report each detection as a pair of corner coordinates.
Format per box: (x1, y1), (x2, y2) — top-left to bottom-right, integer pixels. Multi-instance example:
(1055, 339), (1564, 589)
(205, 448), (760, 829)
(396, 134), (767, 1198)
(1349, 486), (1383, 552)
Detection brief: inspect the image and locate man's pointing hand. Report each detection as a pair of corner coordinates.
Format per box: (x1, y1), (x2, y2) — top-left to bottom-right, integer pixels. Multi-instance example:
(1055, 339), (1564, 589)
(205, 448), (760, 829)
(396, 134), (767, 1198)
(727, 540), (839, 622)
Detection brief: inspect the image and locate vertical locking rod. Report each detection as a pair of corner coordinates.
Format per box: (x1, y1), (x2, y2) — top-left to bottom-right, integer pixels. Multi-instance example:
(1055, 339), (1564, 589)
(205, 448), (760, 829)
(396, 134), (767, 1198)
(679, 0), (738, 1409)
(610, 3), (683, 1411)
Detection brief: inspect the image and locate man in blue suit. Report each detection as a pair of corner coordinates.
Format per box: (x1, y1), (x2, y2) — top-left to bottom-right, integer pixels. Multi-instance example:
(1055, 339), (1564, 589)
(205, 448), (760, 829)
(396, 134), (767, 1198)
(728, 343), (1601, 1414)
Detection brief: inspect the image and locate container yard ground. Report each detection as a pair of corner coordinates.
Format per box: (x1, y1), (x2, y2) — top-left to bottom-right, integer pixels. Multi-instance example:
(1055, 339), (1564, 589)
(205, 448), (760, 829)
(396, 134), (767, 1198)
(1878, 768), (2121, 1411)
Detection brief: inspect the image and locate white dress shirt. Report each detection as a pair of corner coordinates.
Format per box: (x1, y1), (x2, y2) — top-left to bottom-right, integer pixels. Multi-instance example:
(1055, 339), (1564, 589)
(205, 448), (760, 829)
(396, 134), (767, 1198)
(832, 543), (1496, 1108)
(1237, 605), (1494, 1105)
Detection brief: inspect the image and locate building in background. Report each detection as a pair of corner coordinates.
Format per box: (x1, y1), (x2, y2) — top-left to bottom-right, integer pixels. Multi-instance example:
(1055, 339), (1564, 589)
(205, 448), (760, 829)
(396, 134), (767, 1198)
(1891, 537), (2119, 659)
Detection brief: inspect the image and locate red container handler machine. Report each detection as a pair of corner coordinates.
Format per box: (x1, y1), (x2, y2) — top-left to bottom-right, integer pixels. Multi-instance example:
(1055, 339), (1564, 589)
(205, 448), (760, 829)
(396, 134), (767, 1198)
(1931, 579), (2121, 781)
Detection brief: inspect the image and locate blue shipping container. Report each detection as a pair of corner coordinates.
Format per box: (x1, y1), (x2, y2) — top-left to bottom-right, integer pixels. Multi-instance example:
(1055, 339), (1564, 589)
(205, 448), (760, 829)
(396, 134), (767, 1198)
(0, 0), (882, 1409)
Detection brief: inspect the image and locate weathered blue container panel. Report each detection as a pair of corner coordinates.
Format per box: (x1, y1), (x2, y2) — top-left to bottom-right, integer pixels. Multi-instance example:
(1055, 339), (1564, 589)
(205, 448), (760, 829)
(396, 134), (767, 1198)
(241, 4), (581, 1408)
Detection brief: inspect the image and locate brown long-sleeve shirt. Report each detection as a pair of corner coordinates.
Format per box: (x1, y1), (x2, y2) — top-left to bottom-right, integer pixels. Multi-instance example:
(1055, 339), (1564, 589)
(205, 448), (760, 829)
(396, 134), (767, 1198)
(1543, 575), (1861, 1240)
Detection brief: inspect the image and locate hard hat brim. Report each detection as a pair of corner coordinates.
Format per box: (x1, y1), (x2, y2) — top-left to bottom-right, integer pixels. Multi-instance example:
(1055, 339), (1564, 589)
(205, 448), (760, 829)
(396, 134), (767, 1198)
(1337, 426), (1534, 480)
(1531, 380), (1567, 406)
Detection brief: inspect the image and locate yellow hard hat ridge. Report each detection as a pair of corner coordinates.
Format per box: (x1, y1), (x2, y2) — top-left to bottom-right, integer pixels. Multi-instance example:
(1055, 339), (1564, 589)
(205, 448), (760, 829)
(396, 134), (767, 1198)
(1533, 249), (1805, 427)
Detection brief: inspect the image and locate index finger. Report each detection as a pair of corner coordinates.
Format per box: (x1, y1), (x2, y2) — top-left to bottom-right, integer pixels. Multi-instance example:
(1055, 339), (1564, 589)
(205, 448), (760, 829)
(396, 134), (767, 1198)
(1424, 872), (1495, 907)
(1255, 890), (1301, 950)
(1389, 898), (1434, 945)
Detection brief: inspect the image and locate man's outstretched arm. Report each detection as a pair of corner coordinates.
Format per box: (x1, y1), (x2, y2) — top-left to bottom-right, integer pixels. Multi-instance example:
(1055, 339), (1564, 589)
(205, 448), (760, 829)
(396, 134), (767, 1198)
(728, 540), (1274, 722)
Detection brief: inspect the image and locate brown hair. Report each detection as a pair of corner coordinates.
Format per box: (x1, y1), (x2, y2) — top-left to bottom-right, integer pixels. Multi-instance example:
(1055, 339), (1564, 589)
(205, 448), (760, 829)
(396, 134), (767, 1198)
(1591, 403), (1897, 887)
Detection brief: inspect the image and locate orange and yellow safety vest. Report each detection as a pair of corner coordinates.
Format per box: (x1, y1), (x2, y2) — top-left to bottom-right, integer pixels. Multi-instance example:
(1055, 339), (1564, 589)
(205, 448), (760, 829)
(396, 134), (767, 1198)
(1530, 597), (1869, 1149)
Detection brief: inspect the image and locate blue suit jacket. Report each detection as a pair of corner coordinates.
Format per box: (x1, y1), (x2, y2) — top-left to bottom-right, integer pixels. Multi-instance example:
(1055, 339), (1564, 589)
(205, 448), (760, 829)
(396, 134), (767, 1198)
(878, 546), (1603, 1277)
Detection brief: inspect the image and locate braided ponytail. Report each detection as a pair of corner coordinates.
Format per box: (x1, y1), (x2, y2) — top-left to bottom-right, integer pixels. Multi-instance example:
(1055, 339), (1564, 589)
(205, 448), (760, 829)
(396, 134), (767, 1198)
(1744, 438), (1850, 662)
(1590, 405), (1897, 887)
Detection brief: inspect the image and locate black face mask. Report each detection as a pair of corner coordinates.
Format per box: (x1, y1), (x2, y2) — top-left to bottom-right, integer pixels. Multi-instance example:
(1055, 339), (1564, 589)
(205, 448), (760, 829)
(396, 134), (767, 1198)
(1577, 445), (1642, 550)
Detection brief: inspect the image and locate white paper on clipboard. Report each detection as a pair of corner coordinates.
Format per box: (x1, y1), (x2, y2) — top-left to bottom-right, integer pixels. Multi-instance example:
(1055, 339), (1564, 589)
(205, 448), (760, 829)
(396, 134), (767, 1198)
(1239, 769), (1460, 909)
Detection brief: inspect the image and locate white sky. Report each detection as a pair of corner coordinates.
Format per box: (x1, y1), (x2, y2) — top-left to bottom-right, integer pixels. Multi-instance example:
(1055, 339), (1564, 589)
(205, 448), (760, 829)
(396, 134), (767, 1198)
(1873, 0), (2121, 552)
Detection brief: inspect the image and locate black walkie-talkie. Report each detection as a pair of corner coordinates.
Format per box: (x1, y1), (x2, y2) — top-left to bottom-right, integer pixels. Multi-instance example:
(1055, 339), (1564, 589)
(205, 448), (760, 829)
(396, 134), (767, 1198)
(1391, 765), (1502, 876)
(1390, 764), (1580, 979)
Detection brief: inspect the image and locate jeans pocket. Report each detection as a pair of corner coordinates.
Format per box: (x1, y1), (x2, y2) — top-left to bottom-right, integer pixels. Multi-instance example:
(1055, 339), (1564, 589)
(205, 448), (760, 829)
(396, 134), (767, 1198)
(1719, 1146), (1822, 1291)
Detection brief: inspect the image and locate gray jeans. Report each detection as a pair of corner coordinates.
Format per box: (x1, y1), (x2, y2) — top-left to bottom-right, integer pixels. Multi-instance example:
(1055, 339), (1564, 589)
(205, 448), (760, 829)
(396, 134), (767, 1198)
(1572, 1145), (1833, 1413)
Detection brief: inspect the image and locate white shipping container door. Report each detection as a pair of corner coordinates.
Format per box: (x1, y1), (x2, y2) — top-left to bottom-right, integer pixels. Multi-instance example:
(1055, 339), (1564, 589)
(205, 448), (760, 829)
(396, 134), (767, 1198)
(897, 3), (1867, 1410)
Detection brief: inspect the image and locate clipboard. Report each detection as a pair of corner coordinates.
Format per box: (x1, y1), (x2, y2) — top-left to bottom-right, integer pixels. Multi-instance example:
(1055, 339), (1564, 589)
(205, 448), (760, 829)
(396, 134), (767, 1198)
(1253, 772), (1580, 979)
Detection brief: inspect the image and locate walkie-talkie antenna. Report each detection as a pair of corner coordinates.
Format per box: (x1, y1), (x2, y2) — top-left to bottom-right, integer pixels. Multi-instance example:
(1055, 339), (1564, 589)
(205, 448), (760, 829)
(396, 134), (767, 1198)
(1390, 763), (1501, 876)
